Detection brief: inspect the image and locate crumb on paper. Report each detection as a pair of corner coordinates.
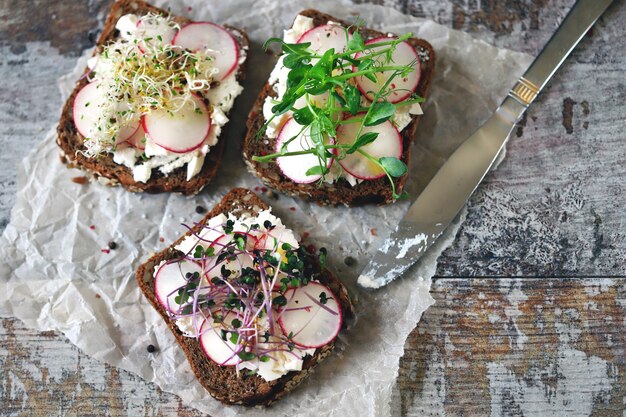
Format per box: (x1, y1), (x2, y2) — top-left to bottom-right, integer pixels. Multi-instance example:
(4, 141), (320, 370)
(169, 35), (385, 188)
(71, 176), (88, 184)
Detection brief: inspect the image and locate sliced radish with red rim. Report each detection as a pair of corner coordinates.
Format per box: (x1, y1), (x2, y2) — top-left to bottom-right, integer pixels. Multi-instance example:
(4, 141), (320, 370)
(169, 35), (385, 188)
(278, 281), (342, 348)
(276, 118), (334, 184)
(136, 17), (177, 53)
(73, 82), (140, 143)
(125, 125), (146, 150)
(173, 22), (239, 81)
(154, 260), (204, 313)
(142, 94), (211, 153)
(336, 115), (402, 180)
(199, 311), (247, 366)
(354, 37), (421, 103)
(297, 24), (352, 55)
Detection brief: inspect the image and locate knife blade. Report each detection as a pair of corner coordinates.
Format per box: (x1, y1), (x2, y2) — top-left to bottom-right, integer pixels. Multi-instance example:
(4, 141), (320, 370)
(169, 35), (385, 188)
(357, 0), (615, 289)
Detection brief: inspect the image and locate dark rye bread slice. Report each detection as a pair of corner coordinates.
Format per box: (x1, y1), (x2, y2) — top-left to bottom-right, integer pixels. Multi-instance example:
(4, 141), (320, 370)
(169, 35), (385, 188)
(136, 188), (353, 406)
(57, 0), (249, 195)
(243, 9), (435, 206)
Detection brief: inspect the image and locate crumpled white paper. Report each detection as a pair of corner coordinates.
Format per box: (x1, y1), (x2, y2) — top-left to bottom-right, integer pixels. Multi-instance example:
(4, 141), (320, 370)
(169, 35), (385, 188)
(0, 0), (532, 415)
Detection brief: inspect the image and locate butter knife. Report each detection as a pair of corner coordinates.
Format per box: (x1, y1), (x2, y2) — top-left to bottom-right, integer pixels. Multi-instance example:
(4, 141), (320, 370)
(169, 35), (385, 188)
(357, 0), (615, 289)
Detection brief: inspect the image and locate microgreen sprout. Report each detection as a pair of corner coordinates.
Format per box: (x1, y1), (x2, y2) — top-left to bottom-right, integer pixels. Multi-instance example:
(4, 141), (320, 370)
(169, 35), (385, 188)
(83, 13), (217, 157)
(166, 217), (335, 375)
(252, 22), (424, 199)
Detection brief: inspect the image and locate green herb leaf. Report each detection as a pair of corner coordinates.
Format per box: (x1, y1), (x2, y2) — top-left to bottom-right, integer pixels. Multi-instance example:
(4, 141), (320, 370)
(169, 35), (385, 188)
(319, 247), (327, 268)
(347, 132), (378, 154)
(397, 190), (410, 200)
(292, 105), (316, 126)
(273, 295), (287, 307)
(344, 83), (361, 115)
(235, 234), (246, 251)
(271, 97), (296, 116)
(283, 53), (307, 69)
(259, 355), (270, 363)
(262, 37), (283, 50)
(305, 165), (329, 176)
(332, 91), (346, 107)
(364, 102), (396, 126)
(347, 31), (365, 50)
(317, 113), (335, 137)
(231, 318), (242, 329)
(237, 351), (256, 361)
(223, 220), (234, 234)
(379, 157), (407, 177)
(281, 42), (312, 55)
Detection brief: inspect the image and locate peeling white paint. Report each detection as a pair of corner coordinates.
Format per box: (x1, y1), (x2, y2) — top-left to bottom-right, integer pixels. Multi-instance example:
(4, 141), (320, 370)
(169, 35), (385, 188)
(500, 279), (529, 349)
(487, 348), (613, 417)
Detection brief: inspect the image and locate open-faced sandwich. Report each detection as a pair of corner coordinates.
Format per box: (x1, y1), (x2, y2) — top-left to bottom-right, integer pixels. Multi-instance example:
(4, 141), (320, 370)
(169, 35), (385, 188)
(136, 188), (353, 405)
(243, 10), (434, 206)
(57, 0), (248, 195)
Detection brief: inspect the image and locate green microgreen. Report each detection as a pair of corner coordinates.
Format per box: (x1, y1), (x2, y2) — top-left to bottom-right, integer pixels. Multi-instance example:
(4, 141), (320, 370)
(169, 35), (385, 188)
(252, 24), (424, 200)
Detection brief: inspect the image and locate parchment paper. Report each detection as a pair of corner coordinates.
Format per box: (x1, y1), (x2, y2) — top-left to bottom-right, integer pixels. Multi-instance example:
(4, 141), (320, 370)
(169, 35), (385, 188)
(0, 0), (532, 415)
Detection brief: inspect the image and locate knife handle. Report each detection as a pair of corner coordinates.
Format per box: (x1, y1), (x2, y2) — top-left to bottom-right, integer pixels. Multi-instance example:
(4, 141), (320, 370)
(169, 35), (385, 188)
(507, 0), (614, 108)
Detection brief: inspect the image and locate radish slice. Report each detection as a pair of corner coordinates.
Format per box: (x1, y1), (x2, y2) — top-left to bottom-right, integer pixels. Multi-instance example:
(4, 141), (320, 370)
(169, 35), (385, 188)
(136, 16), (177, 53)
(125, 125), (146, 150)
(354, 38), (421, 103)
(276, 118), (333, 184)
(278, 282), (342, 348)
(336, 116), (402, 180)
(143, 94), (211, 153)
(154, 260), (203, 313)
(73, 82), (140, 143)
(297, 24), (351, 55)
(293, 91), (329, 111)
(199, 312), (245, 366)
(173, 22), (239, 81)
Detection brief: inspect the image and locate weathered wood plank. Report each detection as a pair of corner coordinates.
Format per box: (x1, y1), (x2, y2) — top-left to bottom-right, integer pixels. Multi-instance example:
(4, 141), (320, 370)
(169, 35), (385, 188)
(1, 0), (624, 416)
(435, 1), (626, 277)
(392, 278), (626, 416)
(0, 318), (204, 416)
(2, 278), (624, 415)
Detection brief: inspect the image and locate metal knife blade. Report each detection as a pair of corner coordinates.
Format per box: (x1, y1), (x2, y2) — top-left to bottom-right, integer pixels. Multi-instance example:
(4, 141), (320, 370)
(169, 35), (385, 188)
(357, 0), (615, 289)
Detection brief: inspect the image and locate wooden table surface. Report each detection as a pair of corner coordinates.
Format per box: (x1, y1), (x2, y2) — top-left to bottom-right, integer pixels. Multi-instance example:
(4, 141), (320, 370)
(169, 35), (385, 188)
(1, 0), (625, 415)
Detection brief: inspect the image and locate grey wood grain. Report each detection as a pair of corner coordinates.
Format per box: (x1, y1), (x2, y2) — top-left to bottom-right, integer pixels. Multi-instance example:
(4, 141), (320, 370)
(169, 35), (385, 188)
(1, 0), (624, 415)
(2, 278), (624, 416)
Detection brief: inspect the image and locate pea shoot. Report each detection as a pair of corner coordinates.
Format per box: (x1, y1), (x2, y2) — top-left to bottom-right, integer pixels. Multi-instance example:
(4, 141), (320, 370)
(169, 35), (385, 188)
(252, 23), (424, 199)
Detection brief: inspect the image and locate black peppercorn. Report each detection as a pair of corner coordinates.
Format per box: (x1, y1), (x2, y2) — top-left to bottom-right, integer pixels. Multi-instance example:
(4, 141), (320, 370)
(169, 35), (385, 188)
(344, 256), (356, 267)
(147, 344), (156, 353)
(107, 241), (117, 250)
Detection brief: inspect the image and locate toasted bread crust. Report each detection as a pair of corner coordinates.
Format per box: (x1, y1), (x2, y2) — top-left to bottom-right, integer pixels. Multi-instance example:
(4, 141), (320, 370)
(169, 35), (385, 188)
(136, 188), (353, 406)
(56, 0), (249, 195)
(242, 9), (435, 206)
